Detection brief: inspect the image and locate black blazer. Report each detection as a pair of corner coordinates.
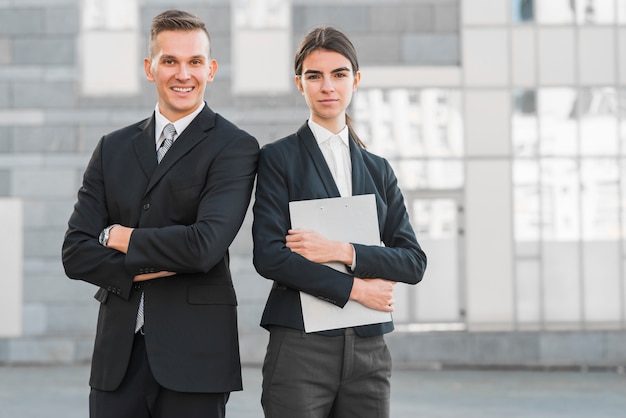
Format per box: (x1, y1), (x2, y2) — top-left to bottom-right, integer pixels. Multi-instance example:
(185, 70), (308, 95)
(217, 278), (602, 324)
(62, 105), (259, 392)
(252, 122), (426, 337)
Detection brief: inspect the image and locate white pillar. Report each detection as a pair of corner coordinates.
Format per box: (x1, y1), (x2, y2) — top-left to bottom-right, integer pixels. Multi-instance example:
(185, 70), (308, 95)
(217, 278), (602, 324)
(0, 198), (23, 337)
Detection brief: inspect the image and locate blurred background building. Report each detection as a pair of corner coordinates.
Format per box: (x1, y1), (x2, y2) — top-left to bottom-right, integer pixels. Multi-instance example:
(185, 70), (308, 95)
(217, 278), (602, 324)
(1, 0), (625, 368)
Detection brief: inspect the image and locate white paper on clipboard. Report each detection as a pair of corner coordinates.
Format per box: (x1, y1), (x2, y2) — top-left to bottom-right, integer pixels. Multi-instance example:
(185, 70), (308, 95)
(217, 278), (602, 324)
(289, 194), (392, 333)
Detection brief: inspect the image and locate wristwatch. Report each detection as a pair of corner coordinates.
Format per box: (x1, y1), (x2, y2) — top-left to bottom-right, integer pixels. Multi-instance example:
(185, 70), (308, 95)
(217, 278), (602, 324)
(98, 224), (119, 247)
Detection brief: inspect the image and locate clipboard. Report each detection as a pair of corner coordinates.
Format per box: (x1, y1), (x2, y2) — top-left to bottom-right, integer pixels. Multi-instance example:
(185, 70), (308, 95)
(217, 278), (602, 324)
(289, 194), (392, 332)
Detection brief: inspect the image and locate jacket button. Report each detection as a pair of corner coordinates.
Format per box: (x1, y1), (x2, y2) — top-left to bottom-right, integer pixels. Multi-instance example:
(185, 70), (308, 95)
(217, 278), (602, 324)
(143, 203), (150, 210)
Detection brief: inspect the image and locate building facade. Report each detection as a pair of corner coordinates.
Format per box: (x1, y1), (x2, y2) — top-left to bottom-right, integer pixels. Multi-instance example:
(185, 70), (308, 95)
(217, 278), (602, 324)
(1, 0), (625, 368)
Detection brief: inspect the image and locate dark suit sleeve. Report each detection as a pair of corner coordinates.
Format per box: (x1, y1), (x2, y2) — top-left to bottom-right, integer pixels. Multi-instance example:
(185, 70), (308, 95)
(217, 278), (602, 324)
(124, 132), (259, 275)
(252, 143), (353, 307)
(352, 159), (427, 285)
(62, 137), (134, 299)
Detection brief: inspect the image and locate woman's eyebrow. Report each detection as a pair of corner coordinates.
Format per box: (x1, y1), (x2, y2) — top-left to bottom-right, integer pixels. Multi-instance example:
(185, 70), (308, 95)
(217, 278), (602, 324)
(303, 67), (351, 75)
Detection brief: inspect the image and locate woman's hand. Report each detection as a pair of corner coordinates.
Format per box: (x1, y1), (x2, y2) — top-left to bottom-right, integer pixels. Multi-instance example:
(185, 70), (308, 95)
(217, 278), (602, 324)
(286, 228), (354, 265)
(350, 278), (396, 312)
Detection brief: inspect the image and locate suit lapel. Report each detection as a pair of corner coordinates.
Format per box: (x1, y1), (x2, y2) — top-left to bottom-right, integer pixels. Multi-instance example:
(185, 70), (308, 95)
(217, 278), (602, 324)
(349, 136), (376, 196)
(298, 122), (377, 198)
(297, 123), (341, 197)
(141, 106), (216, 197)
(133, 116), (158, 180)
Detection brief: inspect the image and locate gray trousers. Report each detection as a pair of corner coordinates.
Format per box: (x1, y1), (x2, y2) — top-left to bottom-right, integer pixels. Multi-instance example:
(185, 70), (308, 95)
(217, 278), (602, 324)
(261, 326), (391, 418)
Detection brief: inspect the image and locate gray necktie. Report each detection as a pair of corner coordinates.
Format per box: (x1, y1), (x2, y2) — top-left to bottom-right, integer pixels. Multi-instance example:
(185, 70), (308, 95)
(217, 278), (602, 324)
(157, 123), (177, 163)
(135, 124), (177, 333)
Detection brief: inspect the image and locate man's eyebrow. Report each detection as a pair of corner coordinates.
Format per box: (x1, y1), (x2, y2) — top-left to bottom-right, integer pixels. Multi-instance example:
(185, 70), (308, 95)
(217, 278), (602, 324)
(159, 54), (206, 61)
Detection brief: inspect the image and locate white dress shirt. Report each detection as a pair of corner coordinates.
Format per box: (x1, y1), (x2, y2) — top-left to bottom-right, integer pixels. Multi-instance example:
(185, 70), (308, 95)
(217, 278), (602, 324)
(154, 102), (205, 149)
(308, 120), (352, 197)
(308, 119), (357, 269)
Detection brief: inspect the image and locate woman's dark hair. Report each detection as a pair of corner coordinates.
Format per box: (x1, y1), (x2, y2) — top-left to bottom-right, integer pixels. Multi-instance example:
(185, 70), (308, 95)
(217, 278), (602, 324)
(294, 27), (366, 149)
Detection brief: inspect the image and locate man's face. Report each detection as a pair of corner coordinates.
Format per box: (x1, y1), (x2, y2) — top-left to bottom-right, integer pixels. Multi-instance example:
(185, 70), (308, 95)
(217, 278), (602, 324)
(144, 29), (217, 121)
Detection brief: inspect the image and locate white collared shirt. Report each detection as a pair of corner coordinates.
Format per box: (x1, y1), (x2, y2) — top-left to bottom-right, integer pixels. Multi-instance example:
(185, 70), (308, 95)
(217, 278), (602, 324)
(308, 120), (352, 197)
(154, 102), (205, 150)
(308, 120), (356, 269)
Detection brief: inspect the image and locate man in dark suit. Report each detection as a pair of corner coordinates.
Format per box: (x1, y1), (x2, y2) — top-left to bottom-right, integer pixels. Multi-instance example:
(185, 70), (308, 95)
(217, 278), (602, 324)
(62, 10), (259, 418)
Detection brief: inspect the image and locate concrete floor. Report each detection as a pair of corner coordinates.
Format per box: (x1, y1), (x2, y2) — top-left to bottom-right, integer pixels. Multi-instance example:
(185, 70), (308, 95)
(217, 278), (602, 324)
(1, 365), (625, 417)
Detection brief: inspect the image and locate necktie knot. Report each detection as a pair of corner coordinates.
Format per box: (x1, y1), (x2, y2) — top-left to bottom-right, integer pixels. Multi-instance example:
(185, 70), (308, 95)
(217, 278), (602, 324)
(163, 123), (176, 141)
(157, 123), (177, 163)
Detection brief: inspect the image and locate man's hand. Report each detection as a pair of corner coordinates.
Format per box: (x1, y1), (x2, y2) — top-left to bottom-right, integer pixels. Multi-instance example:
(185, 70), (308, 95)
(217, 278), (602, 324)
(106, 225), (176, 282)
(286, 228), (353, 265)
(349, 278), (396, 312)
(133, 271), (176, 282)
(106, 224), (134, 254)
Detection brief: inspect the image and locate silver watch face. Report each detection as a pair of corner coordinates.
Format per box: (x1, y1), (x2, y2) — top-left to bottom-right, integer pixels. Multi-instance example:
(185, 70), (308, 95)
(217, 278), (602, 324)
(99, 229), (106, 245)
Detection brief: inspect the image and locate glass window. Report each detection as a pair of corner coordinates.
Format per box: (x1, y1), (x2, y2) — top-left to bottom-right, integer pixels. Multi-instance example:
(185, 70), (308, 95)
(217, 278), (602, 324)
(619, 1), (626, 23)
(541, 158), (580, 241)
(389, 160), (464, 190)
(513, 160), (541, 244)
(410, 198), (461, 323)
(515, 259), (541, 324)
(536, 0), (576, 24)
(574, 0), (615, 24)
(581, 159), (620, 240)
(543, 241), (581, 324)
(233, 0), (290, 29)
(618, 89), (626, 155)
(82, 0), (137, 30)
(354, 88), (463, 159)
(538, 88), (578, 156)
(512, 0), (534, 22)
(537, 0), (615, 24)
(513, 90), (538, 157)
(579, 88), (618, 156)
(80, 0), (139, 97)
(231, 0), (291, 95)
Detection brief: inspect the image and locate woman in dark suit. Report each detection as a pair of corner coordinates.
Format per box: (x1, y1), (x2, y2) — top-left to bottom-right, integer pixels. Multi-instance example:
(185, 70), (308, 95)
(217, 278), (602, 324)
(252, 27), (427, 418)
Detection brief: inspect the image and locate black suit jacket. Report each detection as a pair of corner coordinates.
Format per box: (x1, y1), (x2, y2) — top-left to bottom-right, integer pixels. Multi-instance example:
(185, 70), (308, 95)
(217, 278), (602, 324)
(252, 122), (426, 337)
(62, 105), (259, 392)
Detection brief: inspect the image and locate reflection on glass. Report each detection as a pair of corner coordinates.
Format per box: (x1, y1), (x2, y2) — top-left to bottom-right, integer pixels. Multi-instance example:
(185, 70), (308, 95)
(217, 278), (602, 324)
(574, 0), (615, 24)
(411, 199), (457, 240)
(513, 90), (538, 157)
(618, 89), (626, 155)
(353, 88), (463, 159)
(619, 0), (626, 23)
(579, 88), (618, 156)
(513, 160), (540, 242)
(538, 88), (578, 156)
(82, 0), (138, 30)
(410, 199), (461, 323)
(536, 0), (614, 24)
(233, 0), (290, 29)
(541, 159), (580, 241)
(512, 0), (534, 22)
(515, 260), (541, 324)
(621, 160), (626, 255)
(536, 0), (575, 24)
(391, 160), (464, 190)
(581, 159), (619, 240)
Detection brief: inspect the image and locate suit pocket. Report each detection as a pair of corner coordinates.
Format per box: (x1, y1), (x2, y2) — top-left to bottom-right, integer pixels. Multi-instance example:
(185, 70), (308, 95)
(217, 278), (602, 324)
(169, 175), (204, 194)
(187, 284), (238, 306)
(94, 287), (109, 304)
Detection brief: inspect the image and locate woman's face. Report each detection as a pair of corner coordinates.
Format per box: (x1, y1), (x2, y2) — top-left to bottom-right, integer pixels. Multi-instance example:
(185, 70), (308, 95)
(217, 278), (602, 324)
(295, 48), (360, 133)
